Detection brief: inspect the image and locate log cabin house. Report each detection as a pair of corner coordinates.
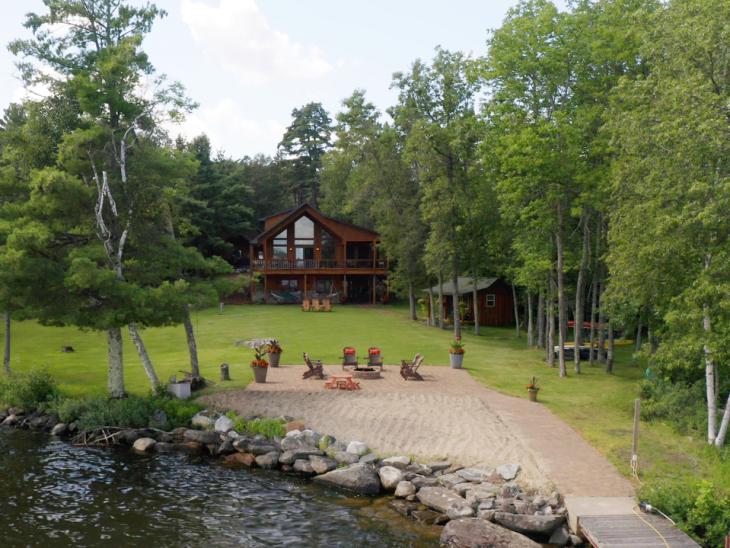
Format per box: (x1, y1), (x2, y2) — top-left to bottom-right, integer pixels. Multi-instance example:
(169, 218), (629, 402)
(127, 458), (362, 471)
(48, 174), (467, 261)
(249, 204), (388, 304)
(424, 277), (515, 326)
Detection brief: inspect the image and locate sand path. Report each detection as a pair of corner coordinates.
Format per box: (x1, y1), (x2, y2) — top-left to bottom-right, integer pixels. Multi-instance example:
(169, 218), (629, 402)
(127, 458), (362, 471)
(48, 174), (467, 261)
(203, 365), (634, 497)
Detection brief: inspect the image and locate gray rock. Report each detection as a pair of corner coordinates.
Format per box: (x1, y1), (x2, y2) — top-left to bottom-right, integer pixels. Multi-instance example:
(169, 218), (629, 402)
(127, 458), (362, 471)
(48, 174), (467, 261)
(132, 437), (156, 452)
(293, 459), (315, 475)
(278, 448), (323, 465)
(312, 463), (380, 495)
(438, 473), (464, 489)
(334, 451), (360, 465)
(457, 467), (492, 482)
(214, 415), (235, 433)
(191, 412), (215, 430)
(426, 461), (451, 472)
(496, 463), (520, 481)
(452, 482), (474, 496)
(184, 429), (220, 445)
(493, 512), (566, 536)
(378, 466), (404, 490)
(2, 414), (18, 426)
(218, 439), (235, 455)
(309, 455), (337, 474)
(243, 440), (279, 456)
(500, 482), (522, 497)
(549, 525), (571, 547)
(346, 440), (369, 456)
(359, 453), (379, 465)
(394, 480), (416, 498)
(513, 499), (535, 515)
(281, 431), (310, 451)
(478, 498), (496, 511)
(477, 509), (496, 521)
(50, 423), (68, 436)
(406, 462), (432, 475)
(301, 429), (321, 447)
(389, 499), (418, 517)
(412, 509), (449, 525)
(495, 497), (516, 513)
(255, 451), (280, 469)
(417, 486), (475, 518)
(440, 518), (540, 548)
(381, 455), (410, 469)
(411, 475), (440, 489)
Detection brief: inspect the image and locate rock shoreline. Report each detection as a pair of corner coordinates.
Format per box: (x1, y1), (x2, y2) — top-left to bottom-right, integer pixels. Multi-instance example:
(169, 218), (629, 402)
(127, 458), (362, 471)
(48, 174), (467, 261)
(0, 407), (583, 547)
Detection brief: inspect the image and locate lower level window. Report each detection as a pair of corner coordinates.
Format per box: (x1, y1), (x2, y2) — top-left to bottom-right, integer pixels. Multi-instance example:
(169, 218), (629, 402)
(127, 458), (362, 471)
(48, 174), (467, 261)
(316, 279), (332, 294)
(281, 279), (298, 290)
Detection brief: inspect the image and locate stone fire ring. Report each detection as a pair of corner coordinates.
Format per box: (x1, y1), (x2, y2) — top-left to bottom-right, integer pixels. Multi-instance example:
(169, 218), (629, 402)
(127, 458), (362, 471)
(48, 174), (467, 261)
(351, 368), (382, 380)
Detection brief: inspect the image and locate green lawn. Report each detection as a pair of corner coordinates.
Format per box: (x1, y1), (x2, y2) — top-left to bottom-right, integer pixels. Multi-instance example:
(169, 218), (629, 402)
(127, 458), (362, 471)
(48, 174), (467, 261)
(3, 303), (727, 493)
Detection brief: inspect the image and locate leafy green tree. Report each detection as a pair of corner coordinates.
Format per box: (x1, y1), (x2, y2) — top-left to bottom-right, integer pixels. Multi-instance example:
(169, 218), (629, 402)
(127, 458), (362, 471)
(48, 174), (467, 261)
(278, 102), (332, 205)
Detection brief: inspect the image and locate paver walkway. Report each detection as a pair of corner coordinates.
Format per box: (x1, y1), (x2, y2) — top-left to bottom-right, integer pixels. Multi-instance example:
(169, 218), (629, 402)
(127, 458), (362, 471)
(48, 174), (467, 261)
(203, 364), (634, 498)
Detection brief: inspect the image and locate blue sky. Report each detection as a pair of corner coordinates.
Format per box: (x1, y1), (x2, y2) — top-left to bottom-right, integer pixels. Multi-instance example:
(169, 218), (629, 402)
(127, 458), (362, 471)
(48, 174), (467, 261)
(0, 0), (559, 158)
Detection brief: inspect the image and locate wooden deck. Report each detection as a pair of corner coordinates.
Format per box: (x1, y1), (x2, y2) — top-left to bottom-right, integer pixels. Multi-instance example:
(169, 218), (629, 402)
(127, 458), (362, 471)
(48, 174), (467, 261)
(580, 514), (700, 548)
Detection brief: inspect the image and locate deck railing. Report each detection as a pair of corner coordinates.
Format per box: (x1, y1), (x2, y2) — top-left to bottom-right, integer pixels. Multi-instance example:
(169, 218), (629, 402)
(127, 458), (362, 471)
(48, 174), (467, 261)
(252, 259), (387, 270)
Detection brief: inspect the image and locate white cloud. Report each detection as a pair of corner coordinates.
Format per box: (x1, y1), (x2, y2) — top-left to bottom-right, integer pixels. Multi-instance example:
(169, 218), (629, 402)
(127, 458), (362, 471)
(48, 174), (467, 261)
(172, 98), (284, 157)
(180, 0), (332, 85)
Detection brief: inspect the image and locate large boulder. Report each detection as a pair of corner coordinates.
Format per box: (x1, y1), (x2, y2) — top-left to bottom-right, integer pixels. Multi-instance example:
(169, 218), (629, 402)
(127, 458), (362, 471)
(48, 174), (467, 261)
(440, 518), (540, 548)
(191, 412), (215, 430)
(493, 512), (565, 536)
(496, 463), (520, 481)
(184, 429), (220, 445)
(381, 455), (411, 469)
(132, 437), (156, 453)
(346, 441), (369, 456)
(417, 486), (475, 518)
(378, 466), (404, 490)
(309, 455), (337, 474)
(313, 463), (380, 495)
(214, 415), (235, 433)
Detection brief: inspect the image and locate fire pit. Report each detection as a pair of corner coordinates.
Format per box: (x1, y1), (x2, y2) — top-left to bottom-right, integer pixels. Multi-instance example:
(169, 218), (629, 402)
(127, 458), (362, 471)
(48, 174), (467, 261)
(351, 367), (382, 380)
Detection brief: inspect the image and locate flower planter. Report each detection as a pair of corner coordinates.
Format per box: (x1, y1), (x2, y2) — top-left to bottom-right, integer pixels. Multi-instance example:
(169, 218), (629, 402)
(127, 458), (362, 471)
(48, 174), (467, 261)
(269, 352), (281, 368)
(251, 366), (268, 383)
(449, 353), (464, 369)
(168, 381), (191, 399)
(528, 389), (539, 402)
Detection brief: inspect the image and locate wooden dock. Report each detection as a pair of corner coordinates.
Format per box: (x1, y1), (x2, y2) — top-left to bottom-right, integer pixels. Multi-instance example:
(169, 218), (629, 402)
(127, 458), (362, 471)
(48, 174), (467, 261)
(579, 514), (700, 547)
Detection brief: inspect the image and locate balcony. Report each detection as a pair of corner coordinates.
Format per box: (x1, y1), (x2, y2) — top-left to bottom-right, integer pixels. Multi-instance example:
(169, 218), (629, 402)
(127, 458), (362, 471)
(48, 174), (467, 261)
(252, 258), (387, 271)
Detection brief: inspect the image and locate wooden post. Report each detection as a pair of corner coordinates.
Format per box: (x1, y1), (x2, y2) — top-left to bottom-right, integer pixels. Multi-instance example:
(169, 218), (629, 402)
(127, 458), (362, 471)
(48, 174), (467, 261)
(220, 363), (231, 381)
(372, 275), (377, 305)
(263, 275), (268, 304)
(631, 398), (640, 477)
(304, 273), (307, 300)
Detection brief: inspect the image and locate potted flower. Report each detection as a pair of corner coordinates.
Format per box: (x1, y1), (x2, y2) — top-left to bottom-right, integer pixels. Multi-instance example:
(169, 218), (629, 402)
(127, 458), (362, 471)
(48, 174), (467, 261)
(526, 376), (539, 402)
(239, 339), (270, 383)
(449, 337), (465, 369)
(267, 338), (283, 367)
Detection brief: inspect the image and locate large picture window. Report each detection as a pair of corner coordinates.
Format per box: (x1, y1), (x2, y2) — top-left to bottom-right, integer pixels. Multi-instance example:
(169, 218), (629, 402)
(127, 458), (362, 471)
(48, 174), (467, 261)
(273, 229), (288, 259)
(294, 216), (314, 265)
(321, 229), (336, 263)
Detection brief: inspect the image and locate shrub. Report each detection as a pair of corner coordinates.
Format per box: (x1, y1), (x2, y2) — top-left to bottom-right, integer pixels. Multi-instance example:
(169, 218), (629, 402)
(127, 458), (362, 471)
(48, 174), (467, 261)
(153, 396), (203, 429)
(0, 369), (59, 410)
(640, 480), (730, 547)
(640, 378), (708, 434)
(225, 414), (285, 439)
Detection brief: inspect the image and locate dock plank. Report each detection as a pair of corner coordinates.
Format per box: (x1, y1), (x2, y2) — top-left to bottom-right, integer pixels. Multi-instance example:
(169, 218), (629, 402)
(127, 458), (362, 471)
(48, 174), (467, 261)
(580, 514), (700, 548)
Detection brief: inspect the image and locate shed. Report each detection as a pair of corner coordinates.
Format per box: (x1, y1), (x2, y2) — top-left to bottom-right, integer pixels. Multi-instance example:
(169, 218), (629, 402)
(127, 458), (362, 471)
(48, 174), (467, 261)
(424, 277), (514, 327)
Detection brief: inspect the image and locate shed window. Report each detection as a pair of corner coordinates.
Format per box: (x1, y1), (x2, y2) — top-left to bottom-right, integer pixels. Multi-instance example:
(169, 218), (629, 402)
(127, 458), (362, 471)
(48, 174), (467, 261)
(485, 294), (496, 308)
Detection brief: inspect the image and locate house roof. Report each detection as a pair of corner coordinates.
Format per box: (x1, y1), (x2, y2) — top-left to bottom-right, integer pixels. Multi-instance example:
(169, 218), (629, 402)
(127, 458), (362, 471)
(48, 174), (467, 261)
(250, 203), (379, 244)
(423, 277), (500, 296)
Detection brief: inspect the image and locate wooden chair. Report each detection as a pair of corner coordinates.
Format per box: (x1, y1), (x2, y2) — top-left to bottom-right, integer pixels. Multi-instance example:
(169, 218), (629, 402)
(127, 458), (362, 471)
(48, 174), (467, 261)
(303, 352), (325, 380)
(400, 353), (424, 381)
(302, 298), (311, 312)
(322, 298), (332, 312)
(311, 298), (321, 312)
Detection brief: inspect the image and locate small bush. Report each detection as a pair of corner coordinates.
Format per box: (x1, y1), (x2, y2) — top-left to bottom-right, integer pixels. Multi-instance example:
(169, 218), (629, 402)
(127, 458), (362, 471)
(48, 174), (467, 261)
(154, 396), (203, 429)
(224, 414), (285, 439)
(640, 480), (730, 547)
(0, 369), (59, 410)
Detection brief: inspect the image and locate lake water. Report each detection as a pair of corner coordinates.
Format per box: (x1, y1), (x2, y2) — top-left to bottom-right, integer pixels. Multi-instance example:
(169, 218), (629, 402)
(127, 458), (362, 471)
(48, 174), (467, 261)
(0, 430), (440, 547)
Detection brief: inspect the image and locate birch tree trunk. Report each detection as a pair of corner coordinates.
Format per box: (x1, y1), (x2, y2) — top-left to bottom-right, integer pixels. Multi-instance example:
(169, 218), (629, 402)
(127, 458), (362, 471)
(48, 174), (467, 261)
(183, 307), (200, 378)
(512, 284), (520, 338)
(556, 204), (567, 378)
(128, 323), (159, 388)
(537, 291), (545, 349)
(3, 311), (10, 374)
(527, 292), (534, 347)
(574, 217), (590, 374)
(547, 275), (555, 367)
(107, 327), (125, 398)
(472, 274), (480, 336)
(452, 271), (462, 339)
(589, 274), (598, 367)
(428, 288), (435, 327)
(605, 321), (615, 374)
(704, 303), (717, 445)
(715, 392), (730, 447)
(408, 282), (417, 321)
(437, 273), (444, 330)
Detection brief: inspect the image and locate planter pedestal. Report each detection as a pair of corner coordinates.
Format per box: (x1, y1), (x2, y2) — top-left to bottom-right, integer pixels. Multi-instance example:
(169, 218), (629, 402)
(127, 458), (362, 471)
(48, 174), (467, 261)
(168, 381), (191, 399)
(449, 353), (464, 369)
(252, 366), (268, 383)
